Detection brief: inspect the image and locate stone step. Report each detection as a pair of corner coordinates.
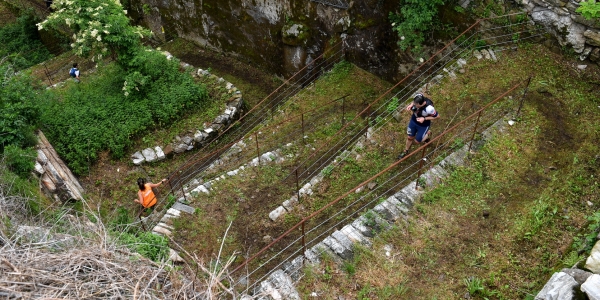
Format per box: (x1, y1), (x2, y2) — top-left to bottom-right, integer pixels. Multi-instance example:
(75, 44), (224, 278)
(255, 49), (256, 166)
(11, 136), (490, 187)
(172, 202), (195, 214)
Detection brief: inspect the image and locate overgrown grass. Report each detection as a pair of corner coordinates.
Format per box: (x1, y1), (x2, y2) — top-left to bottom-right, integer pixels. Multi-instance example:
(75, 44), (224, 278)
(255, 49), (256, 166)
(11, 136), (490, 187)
(0, 13), (54, 71)
(296, 44), (600, 299)
(40, 52), (208, 175)
(171, 62), (394, 262)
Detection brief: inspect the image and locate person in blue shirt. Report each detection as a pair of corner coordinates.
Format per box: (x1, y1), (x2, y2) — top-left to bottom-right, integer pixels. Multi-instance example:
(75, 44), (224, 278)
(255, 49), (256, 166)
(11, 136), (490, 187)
(69, 63), (80, 82)
(397, 93), (439, 159)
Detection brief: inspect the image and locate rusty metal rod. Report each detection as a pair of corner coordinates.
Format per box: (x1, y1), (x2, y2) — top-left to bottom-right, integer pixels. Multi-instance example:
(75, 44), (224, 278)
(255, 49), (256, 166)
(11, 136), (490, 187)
(415, 145), (428, 190)
(468, 111), (483, 152)
(255, 132), (260, 165)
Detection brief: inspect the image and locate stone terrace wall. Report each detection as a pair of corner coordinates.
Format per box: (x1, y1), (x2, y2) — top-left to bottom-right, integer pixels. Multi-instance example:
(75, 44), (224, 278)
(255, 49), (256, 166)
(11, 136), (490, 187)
(519, 0), (600, 65)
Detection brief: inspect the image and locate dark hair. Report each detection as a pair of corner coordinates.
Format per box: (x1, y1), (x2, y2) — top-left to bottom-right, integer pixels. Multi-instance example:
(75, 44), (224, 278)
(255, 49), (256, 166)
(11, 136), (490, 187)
(413, 93), (425, 105)
(137, 178), (146, 190)
(73, 63), (78, 68)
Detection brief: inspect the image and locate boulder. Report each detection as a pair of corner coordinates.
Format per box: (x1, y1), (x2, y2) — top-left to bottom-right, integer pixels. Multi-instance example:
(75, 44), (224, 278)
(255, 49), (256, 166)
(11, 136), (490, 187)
(173, 143), (188, 154)
(154, 146), (165, 160)
(163, 144), (174, 159)
(584, 30), (600, 47)
(535, 272), (581, 300)
(581, 274), (600, 300)
(561, 268), (593, 285)
(585, 241), (600, 273)
(131, 151), (145, 165)
(142, 148), (157, 163)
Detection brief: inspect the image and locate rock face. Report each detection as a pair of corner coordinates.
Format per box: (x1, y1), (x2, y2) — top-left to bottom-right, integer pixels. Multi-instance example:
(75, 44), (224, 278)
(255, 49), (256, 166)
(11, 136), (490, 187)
(132, 0), (600, 83)
(535, 272), (581, 300)
(131, 0), (401, 80)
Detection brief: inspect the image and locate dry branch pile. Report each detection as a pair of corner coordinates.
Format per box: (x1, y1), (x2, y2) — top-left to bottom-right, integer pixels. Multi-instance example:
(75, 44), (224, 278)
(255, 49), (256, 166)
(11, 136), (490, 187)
(0, 161), (241, 299)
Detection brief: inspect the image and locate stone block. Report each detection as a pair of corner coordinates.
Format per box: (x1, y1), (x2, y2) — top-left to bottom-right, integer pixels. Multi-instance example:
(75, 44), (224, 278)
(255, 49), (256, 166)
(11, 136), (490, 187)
(153, 226), (172, 237)
(154, 146), (165, 160)
(166, 208), (181, 217)
(585, 240), (600, 273)
(340, 224), (371, 246)
(581, 274), (600, 300)
(267, 269), (300, 300)
(142, 148), (157, 163)
(172, 202), (195, 214)
(163, 144), (174, 158)
(535, 272), (579, 300)
(131, 151), (145, 165)
(392, 191), (414, 207)
(282, 195), (298, 211)
(269, 206), (286, 221)
(282, 256), (304, 281)
(323, 235), (353, 260)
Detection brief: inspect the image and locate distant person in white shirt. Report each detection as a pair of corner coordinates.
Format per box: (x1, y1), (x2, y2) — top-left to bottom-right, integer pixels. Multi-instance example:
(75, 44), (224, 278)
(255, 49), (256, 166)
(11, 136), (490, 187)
(69, 63), (80, 82)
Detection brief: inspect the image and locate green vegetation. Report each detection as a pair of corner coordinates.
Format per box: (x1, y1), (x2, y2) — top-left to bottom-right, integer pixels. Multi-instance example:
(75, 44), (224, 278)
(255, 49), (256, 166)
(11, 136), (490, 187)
(0, 13), (53, 71)
(577, 0), (600, 19)
(40, 52), (207, 175)
(389, 0), (446, 54)
(296, 44), (600, 298)
(117, 231), (169, 261)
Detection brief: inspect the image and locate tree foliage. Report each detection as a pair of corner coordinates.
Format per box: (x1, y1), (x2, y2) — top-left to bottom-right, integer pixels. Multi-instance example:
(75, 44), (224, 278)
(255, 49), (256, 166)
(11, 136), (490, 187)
(37, 0), (151, 62)
(0, 64), (40, 150)
(0, 13), (52, 71)
(389, 0), (445, 54)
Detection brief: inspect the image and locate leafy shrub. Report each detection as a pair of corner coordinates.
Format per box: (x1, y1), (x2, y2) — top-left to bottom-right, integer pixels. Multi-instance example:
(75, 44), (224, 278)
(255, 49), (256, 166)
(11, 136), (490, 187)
(0, 65), (41, 150)
(41, 51), (208, 175)
(3, 145), (36, 178)
(0, 13), (52, 71)
(572, 211), (600, 253)
(117, 231), (169, 262)
(577, 0), (600, 20)
(389, 0), (446, 54)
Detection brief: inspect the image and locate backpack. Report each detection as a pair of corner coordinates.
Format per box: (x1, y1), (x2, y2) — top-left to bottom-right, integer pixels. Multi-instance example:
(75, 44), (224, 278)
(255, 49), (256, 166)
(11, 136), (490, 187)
(69, 68), (77, 77)
(415, 97), (435, 118)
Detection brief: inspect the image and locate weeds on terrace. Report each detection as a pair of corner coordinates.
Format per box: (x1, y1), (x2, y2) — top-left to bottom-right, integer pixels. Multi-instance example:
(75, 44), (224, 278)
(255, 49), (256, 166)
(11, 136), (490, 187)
(296, 44), (600, 298)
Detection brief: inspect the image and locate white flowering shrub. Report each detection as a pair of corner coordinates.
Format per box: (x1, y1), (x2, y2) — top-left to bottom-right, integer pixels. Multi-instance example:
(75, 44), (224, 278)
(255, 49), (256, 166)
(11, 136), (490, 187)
(37, 0), (151, 61)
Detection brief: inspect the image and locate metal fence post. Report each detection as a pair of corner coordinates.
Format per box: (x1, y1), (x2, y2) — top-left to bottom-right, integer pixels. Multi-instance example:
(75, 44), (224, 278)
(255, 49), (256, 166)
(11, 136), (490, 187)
(415, 146), (428, 190)
(43, 63), (53, 86)
(301, 113), (305, 144)
(341, 96), (345, 126)
(468, 111), (483, 152)
(516, 76), (532, 117)
(255, 132), (260, 165)
(296, 169), (301, 203)
(301, 221), (306, 259)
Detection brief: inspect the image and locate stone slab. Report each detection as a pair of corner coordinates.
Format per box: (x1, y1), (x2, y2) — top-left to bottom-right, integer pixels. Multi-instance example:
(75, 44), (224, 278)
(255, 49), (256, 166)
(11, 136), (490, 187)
(585, 240), (600, 273)
(323, 235), (353, 260)
(340, 224), (371, 246)
(269, 206), (286, 221)
(267, 269), (300, 300)
(581, 274), (600, 300)
(172, 202), (196, 214)
(535, 272), (579, 300)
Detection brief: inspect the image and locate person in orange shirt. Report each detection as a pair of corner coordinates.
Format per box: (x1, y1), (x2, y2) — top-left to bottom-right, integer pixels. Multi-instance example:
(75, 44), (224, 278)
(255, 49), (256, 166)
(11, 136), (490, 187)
(135, 177), (167, 209)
